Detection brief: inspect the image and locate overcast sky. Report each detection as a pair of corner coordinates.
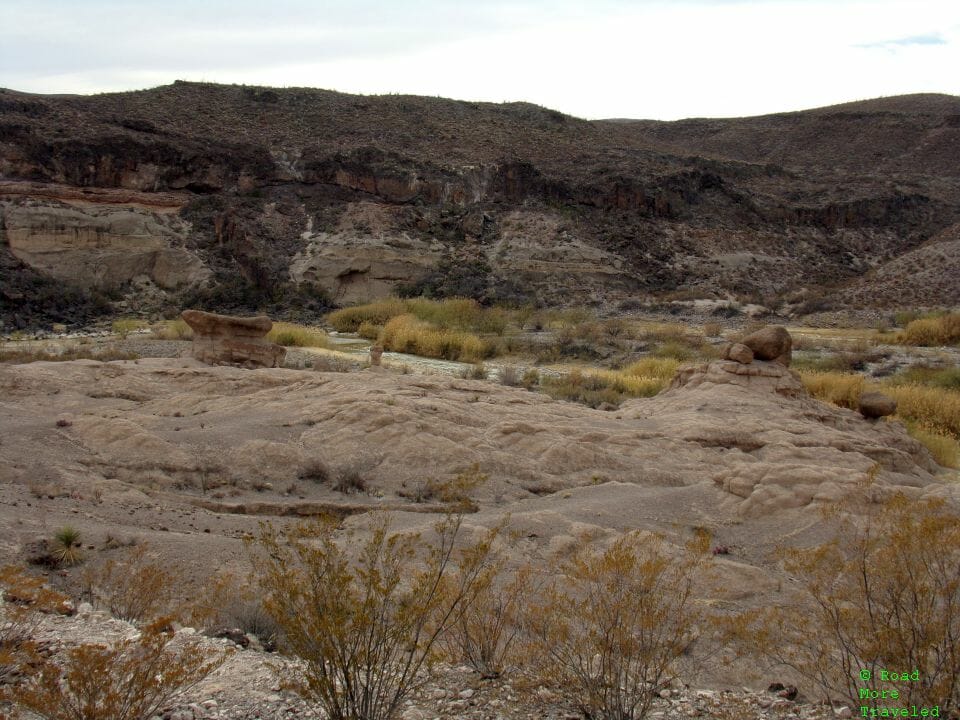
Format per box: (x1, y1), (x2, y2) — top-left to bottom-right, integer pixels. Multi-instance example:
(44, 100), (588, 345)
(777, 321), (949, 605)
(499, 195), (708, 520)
(1, 0), (958, 120)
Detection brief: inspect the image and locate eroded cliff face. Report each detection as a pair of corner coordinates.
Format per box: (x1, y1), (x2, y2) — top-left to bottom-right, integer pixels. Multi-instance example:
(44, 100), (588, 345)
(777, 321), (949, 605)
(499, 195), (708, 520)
(2, 195), (208, 290)
(2, 82), (959, 327)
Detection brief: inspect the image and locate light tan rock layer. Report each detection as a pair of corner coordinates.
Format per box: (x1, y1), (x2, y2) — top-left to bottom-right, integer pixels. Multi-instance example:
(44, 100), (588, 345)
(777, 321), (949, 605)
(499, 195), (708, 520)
(1, 200), (208, 289)
(0, 357), (950, 521)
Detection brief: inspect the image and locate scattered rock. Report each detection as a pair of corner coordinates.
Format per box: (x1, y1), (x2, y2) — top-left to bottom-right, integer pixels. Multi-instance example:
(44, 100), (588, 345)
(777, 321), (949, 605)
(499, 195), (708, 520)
(181, 309), (286, 369)
(859, 391), (897, 419)
(725, 342), (754, 364)
(206, 627), (250, 648)
(741, 325), (792, 366)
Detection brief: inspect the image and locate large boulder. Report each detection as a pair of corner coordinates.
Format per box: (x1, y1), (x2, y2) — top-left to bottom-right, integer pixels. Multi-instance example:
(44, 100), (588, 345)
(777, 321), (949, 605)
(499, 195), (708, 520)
(741, 325), (792, 366)
(181, 309), (286, 368)
(859, 392), (897, 419)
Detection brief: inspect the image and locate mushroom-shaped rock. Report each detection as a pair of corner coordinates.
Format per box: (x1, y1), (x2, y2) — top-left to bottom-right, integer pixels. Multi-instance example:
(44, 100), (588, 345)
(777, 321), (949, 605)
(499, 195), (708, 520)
(724, 342), (754, 364)
(181, 309), (286, 368)
(741, 325), (792, 367)
(859, 391), (897, 420)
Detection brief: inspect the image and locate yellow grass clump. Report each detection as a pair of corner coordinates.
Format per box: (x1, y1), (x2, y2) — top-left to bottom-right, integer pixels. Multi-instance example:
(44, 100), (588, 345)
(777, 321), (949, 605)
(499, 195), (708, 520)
(329, 297), (514, 336)
(150, 319), (193, 340)
(327, 299), (408, 332)
(896, 313), (960, 347)
(799, 371), (864, 410)
(883, 383), (960, 439)
(902, 422), (959, 469)
(267, 322), (329, 348)
(380, 314), (493, 362)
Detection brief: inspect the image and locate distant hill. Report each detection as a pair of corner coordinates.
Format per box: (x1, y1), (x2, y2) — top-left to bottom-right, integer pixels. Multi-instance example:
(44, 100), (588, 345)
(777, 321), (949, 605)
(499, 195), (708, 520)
(2, 82), (959, 328)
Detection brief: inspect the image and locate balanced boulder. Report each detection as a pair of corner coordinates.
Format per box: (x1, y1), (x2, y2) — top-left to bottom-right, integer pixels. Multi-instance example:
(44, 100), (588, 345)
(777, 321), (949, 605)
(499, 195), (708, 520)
(859, 391), (897, 420)
(181, 309), (286, 368)
(741, 325), (792, 366)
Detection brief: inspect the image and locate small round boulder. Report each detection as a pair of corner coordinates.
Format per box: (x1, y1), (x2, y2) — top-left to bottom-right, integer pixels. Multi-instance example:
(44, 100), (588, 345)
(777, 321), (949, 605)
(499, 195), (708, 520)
(859, 392), (897, 419)
(725, 342), (754, 364)
(741, 325), (792, 366)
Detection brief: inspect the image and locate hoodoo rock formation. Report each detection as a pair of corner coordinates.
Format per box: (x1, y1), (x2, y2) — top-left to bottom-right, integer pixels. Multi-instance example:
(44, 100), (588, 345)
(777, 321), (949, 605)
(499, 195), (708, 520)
(181, 309), (286, 368)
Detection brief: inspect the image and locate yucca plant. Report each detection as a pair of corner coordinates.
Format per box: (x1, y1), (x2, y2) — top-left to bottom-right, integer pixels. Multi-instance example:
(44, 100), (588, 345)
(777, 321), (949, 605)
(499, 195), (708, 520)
(52, 526), (83, 567)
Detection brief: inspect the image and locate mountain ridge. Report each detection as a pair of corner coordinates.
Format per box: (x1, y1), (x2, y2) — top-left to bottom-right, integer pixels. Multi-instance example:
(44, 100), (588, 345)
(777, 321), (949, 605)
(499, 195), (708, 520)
(1, 83), (958, 329)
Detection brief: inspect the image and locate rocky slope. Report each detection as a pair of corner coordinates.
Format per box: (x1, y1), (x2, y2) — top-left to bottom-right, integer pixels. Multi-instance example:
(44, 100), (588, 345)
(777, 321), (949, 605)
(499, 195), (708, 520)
(1, 353), (957, 711)
(2, 83), (959, 328)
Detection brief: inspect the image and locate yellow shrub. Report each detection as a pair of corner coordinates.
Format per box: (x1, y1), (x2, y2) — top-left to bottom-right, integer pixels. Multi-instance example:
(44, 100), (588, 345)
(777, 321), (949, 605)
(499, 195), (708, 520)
(897, 313), (960, 346)
(267, 322), (329, 348)
(9, 617), (227, 720)
(525, 533), (702, 720)
(883, 384), (960, 438)
(622, 357), (681, 380)
(799, 371), (864, 410)
(149, 319), (193, 340)
(252, 514), (498, 720)
(904, 422), (960, 469)
(357, 321), (382, 340)
(738, 497), (960, 709)
(327, 298), (408, 332)
(380, 314), (491, 362)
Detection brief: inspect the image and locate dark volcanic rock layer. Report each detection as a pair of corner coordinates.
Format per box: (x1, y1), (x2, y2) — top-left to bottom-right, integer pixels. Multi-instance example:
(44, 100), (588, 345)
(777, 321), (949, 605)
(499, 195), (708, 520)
(2, 83), (959, 328)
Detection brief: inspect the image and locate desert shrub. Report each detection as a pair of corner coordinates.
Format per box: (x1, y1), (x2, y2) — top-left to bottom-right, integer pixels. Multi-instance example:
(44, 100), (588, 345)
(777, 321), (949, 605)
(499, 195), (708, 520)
(252, 513), (498, 720)
(80, 544), (176, 623)
(149, 319), (193, 340)
(7, 617), (227, 720)
(357, 321), (382, 340)
(896, 312), (960, 346)
(521, 368), (540, 389)
(380, 314), (492, 362)
(267, 322), (329, 348)
(903, 422), (959, 469)
(889, 365), (960, 391)
(329, 297), (520, 337)
(622, 357), (681, 380)
(332, 454), (380, 494)
(327, 298), (409, 332)
(702, 322), (722, 337)
(499, 365), (520, 387)
(799, 371), (864, 410)
(111, 318), (147, 338)
(441, 565), (531, 679)
(401, 465), (487, 510)
(1, 566), (72, 684)
(542, 371), (626, 409)
(0, 346), (139, 364)
(525, 533), (702, 720)
(298, 457), (331, 484)
(883, 383), (960, 438)
(542, 363), (672, 409)
(51, 526), (83, 567)
(735, 497), (960, 711)
(461, 362), (487, 380)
